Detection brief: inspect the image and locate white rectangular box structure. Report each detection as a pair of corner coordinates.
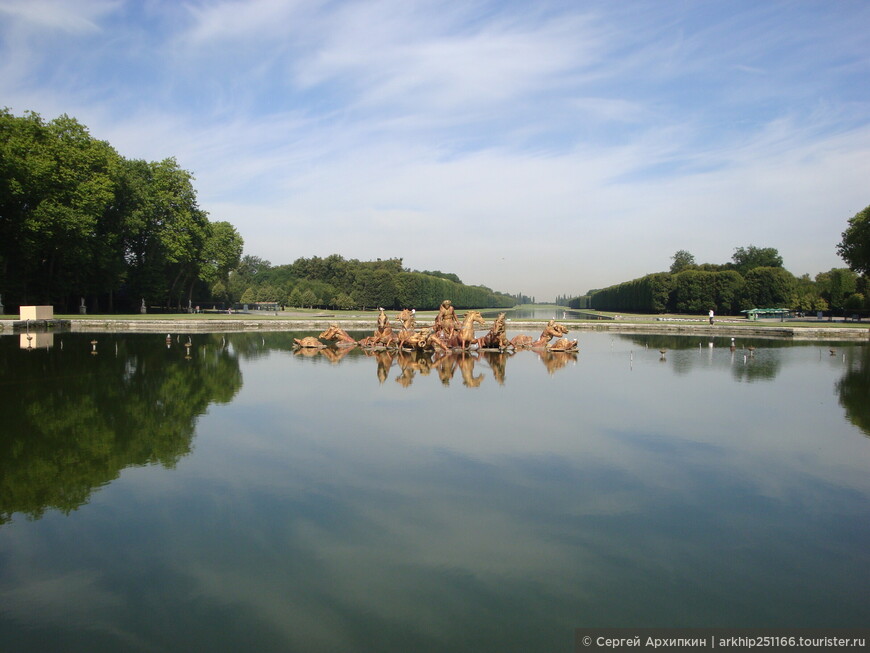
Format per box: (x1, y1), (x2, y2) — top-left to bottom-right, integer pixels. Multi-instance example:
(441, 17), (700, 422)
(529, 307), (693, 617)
(19, 305), (54, 320)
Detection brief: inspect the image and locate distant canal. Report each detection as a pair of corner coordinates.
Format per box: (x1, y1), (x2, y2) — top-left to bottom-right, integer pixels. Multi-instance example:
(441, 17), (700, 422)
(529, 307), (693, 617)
(481, 306), (593, 320)
(1, 331), (868, 652)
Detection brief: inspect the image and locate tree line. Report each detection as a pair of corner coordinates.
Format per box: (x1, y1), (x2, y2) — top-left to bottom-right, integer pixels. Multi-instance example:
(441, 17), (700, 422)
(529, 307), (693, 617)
(578, 241), (870, 316)
(222, 254), (518, 311)
(0, 109), (244, 312)
(1, 109), (518, 314)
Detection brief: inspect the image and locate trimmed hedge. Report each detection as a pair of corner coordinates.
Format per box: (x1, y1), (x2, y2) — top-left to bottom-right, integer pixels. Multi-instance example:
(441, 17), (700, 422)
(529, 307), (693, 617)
(590, 268), (793, 315)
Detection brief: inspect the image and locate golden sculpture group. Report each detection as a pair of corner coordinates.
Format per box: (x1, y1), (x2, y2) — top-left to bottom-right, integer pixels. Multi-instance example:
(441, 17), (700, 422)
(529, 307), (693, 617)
(293, 300), (579, 353)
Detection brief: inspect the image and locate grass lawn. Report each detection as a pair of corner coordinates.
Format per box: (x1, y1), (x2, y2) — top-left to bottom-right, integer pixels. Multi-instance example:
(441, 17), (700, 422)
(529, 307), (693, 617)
(3, 305), (867, 331)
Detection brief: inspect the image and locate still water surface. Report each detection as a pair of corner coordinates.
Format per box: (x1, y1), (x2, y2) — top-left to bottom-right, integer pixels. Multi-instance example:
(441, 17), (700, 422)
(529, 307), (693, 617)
(1, 331), (869, 651)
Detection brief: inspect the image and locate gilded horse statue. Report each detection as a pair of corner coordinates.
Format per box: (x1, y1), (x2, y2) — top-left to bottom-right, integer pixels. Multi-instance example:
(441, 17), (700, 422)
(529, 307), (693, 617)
(396, 308), (416, 331)
(510, 319), (569, 349)
(476, 312), (510, 350)
(319, 323), (358, 347)
(395, 308), (422, 350)
(547, 337), (578, 352)
(445, 310), (486, 349)
(358, 307), (398, 348)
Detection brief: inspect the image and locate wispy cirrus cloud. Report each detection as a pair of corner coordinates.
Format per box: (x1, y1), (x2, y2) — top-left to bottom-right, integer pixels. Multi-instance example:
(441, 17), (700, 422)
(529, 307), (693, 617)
(0, 0), (118, 33)
(1, 0), (868, 297)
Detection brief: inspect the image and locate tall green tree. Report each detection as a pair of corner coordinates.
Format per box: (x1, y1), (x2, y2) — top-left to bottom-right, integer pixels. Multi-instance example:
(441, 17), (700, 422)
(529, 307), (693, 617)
(300, 289), (318, 308)
(669, 250), (696, 274)
(741, 267), (795, 308)
(0, 111), (119, 308)
(123, 157), (210, 308)
(671, 270), (715, 313)
(731, 245), (783, 275)
(199, 221), (244, 290)
(287, 287), (303, 307)
(714, 270), (744, 314)
(816, 268), (858, 313)
(0, 109), (245, 312)
(837, 205), (870, 275)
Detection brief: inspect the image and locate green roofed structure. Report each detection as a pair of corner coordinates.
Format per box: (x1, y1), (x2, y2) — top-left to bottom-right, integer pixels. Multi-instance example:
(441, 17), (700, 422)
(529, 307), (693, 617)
(741, 308), (792, 321)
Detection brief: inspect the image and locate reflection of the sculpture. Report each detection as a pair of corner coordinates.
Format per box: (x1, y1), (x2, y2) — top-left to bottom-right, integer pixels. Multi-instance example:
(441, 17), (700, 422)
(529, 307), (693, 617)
(535, 349), (578, 375)
(481, 350), (510, 385)
(311, 306), (578, 353)
(371, 349), (395, 383)
(293, 344), (353, 363)
(395, 350), (435, 387)
(432, 351), (484, 387)
(293, 346), (323, 358)
(297, 345), (576, 386)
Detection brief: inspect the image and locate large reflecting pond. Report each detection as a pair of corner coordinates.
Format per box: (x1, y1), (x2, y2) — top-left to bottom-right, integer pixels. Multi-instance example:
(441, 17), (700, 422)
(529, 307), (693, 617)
(1, 331), (869, 652)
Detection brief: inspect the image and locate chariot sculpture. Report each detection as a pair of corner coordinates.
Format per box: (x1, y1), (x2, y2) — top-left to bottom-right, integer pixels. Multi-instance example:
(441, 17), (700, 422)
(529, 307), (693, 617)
(296, 301), (578, 354)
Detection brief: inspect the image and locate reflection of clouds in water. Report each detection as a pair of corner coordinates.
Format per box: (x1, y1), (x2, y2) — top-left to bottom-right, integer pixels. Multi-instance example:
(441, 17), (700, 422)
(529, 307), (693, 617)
(3, 332), (869, 649)
(153, 405), (870, 645)
(229, 334), (870, 491)
(0, 569), (118, 623)
(0, 564), (157, 652)
(159, 446), (615, 649)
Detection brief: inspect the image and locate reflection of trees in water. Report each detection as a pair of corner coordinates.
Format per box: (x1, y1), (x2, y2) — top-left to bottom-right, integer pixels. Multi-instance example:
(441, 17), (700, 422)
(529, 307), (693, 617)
(0, 334), (243, 525)
(621, 334), (787, 380)
(622, 334), (811, 352)
(227, 332), (308, 359)
(622, 334), (711, 351)
(728, 351), (782, 382)
(621, 335), (870, 424)
(836, 346), (870, 436)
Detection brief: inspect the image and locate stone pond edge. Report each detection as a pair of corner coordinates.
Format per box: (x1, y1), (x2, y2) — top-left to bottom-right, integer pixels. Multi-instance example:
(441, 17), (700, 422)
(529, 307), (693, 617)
(2, 318), (867, 341)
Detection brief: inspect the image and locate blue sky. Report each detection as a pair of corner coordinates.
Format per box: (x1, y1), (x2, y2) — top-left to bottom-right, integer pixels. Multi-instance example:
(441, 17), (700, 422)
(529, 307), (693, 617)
(1, 0), (868, 300)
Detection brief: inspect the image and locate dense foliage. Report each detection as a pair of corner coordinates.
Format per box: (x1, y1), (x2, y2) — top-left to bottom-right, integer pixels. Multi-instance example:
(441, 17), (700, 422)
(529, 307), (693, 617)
(227, 254), (517, 311)
(838, 205), (870, 276)
(589, 243), (869, 316)
(0, 109), (244, 311)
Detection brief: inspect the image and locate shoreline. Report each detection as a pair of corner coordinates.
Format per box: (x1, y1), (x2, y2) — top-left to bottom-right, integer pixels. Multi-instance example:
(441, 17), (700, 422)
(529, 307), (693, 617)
(1, 317), (868, 341)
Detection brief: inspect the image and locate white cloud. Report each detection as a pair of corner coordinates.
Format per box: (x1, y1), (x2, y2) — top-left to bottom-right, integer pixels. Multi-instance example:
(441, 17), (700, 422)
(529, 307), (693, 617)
(183, 0), (317, 44)
(1, 0), (868, 298)
(0, 0), (117, 33)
